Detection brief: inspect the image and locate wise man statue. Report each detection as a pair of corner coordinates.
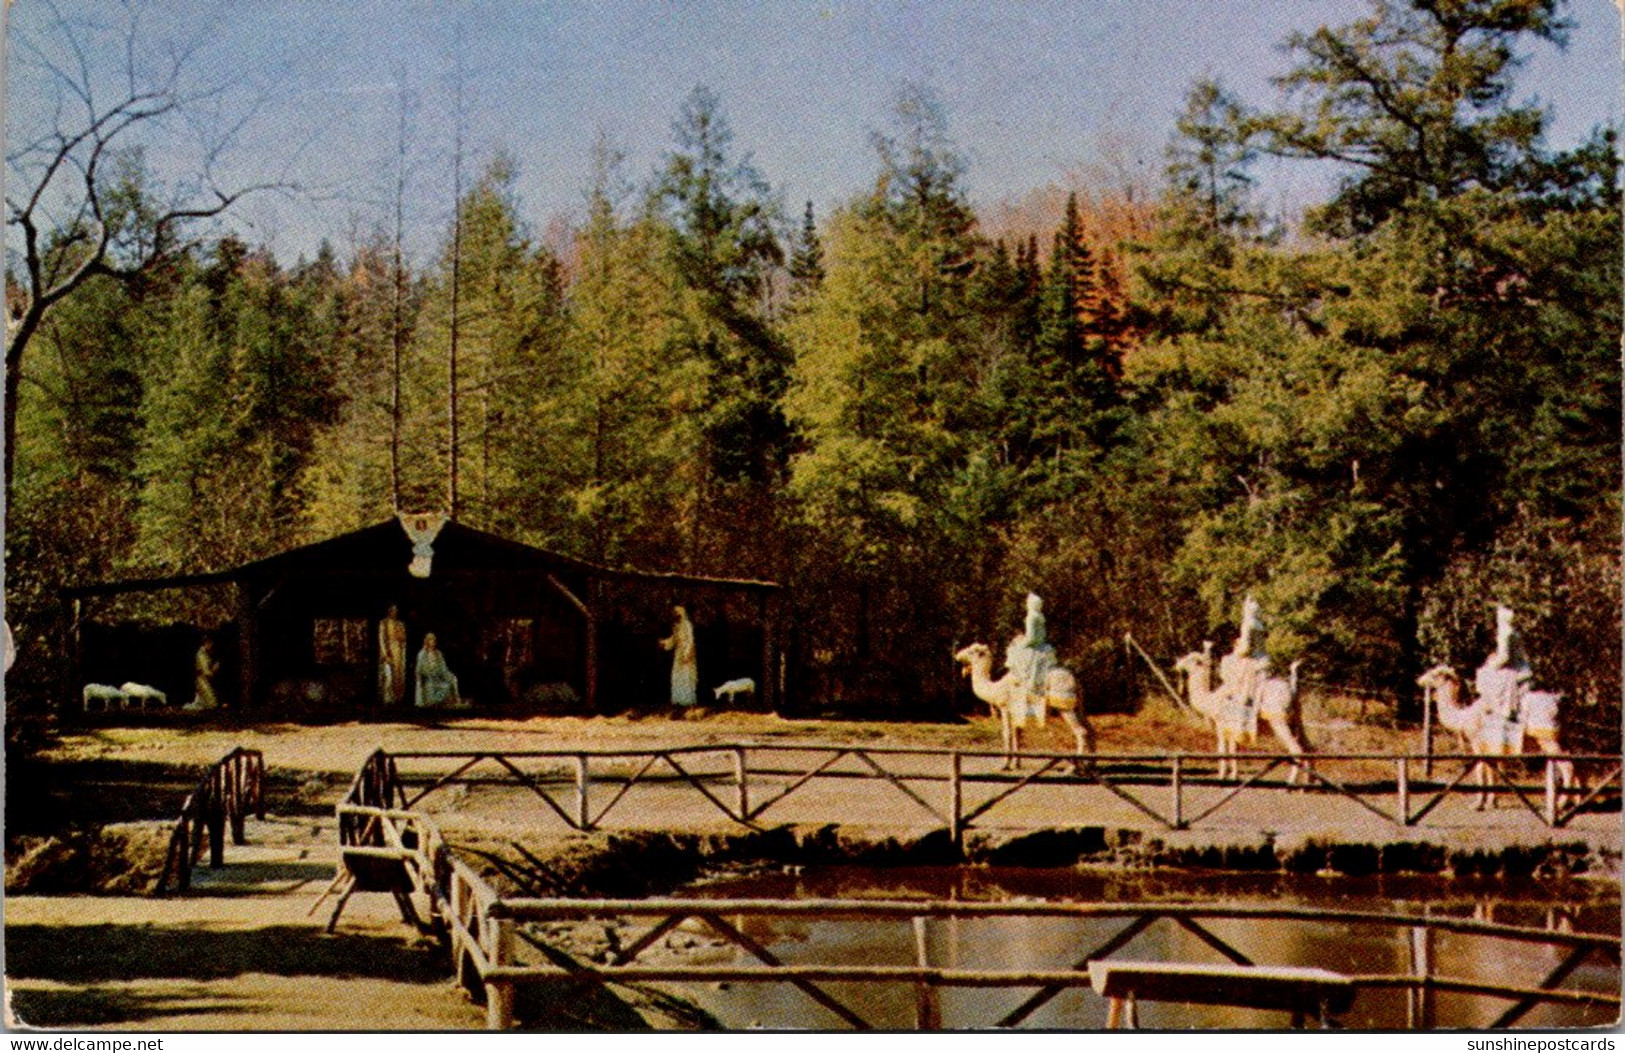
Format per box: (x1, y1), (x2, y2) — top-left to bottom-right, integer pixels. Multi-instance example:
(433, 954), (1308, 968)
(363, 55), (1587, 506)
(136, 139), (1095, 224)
(1219, 594), (1270, 710)
(1005, 593), (1056, 725)
(1475, 604), (1530, 737)
(378, 605), (408, 706)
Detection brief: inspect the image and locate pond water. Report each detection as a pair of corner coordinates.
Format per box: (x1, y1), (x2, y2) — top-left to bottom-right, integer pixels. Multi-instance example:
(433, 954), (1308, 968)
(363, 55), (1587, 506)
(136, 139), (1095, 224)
(643, 866), (1620, 1030)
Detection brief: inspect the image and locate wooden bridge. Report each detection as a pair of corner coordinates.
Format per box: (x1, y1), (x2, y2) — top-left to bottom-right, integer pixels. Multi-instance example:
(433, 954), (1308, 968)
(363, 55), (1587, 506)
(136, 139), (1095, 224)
(326, 749), (1622, 1029)
(372, 741), (1619, 839)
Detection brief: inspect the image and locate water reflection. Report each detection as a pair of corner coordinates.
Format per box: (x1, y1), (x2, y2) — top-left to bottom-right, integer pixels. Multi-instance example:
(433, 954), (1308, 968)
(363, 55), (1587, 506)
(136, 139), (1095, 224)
(643, 867), (1619, 1030)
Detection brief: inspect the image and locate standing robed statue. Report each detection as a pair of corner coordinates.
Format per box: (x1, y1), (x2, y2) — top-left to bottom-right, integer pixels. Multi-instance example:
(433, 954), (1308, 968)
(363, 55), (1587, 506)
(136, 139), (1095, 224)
(378, 605), (408, 706)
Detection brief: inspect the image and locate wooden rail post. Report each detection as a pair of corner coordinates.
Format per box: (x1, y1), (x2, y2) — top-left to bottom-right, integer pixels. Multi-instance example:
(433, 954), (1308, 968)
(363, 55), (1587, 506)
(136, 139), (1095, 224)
(1545, 760), (1558, 828)
(486, 916), (516, 1029)
(575, 754), (591, 830)
(450, 873), (468, 989)
(208, 767), (226, 868)
(176, 817), (192, 892)
(229, 754), (248, 845)
(735, 747), (749, 821)
(1397, 757), (1411, 827)
(1408, 922), (1433, 1028)
(1421, 685), (1435, 778)
(948, 752), (962, 847)
(913, 916), (941, 1028)
(1171, 754), (1185, 830)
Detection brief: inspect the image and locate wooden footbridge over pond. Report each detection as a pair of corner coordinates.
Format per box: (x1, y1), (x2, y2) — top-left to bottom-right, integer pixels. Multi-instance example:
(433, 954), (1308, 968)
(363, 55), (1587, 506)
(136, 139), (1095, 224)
(314, 746), (1619, 1030)
(16, 741), (1614, 1030)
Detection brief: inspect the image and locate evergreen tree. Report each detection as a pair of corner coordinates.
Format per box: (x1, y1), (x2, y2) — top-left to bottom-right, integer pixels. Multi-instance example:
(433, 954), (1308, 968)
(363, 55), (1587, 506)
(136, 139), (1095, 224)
(786, 85), (993, 703)
(787, 200), (825, 301)
(1238, 0), (1583, 236)
(654, 85), (790, 572)
(556, 157), (700, 567)
(1125, 0), (1620, 705)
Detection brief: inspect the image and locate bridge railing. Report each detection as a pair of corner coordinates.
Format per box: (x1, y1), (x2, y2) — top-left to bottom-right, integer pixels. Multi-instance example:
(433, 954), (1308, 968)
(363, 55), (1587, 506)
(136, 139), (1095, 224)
(322, 752), (1622, 1030)
(156, 746), (265, 894)
(482, 896), (1621, 1030)
(374, 743), (1620, 838)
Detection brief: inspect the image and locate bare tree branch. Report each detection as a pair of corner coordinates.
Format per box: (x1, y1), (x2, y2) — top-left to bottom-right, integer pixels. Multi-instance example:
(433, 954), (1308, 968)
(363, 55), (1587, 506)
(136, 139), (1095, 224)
(3, 1), (295, 498)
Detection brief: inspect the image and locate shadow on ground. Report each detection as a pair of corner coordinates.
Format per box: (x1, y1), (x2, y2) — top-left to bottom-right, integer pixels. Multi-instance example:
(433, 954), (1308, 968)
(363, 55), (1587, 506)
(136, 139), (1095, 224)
(188, 861), (336, 889)
(5, 923), (447, 985)
(8, 985), (244, 1029)
(7, 756), (336, 838)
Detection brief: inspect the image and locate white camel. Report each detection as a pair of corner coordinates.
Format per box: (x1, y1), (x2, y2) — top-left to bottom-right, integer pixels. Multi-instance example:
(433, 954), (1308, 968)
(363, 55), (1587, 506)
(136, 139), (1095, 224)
(954, 642), (1092, 771)
(1174, 642), (1308, 784)
(1418, 664), (1575, 810)
(1521, 689), (1577, 791)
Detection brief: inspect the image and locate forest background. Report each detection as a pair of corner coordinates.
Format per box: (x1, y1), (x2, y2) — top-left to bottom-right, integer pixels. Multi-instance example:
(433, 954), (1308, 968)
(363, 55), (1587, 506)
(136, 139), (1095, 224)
(5, 0), (1619, 746)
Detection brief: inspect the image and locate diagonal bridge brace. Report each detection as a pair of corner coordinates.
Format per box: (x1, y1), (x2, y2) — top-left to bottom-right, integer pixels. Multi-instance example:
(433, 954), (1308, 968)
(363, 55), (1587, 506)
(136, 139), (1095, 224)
(744, 749), (850, 823)
(584, 753), (663, 829)
(403, 754), (491, 809)
(1179, 758), (1291, 829)
(1491, 943), (1598, 1028)
(997, 913), (1158, 1027)
(1555, 764), (1623, 826)
(961, 758), (1068, 827)
(1405, 759), (1485, 826)
(852, 750), (946, 824)
(697, 912), (872, 1028)
(492, 755), (587, 830)
(1297, 764), (1403, 827)
(661, 752), (752, 826)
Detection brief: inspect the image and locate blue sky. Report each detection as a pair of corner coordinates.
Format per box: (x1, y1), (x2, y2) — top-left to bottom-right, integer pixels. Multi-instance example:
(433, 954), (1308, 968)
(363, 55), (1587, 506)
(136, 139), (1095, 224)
(7, 0), (1620, 262)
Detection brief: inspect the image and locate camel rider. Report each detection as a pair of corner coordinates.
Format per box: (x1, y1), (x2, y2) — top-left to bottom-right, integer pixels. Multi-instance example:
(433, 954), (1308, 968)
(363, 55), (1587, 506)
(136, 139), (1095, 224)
(1006, 593), (1056, 725)
(1475, 605), (1530, 750)
(1219, 595), (1270, 730)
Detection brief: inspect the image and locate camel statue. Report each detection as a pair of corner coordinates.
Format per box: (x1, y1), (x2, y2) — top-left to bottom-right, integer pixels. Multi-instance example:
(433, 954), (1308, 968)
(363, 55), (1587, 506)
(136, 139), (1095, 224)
(1520, 689), (1577, 791)
(1174, 641), (1308, 784)
(1418, 663), (1575, 810)
(954, 642), (1092, 771)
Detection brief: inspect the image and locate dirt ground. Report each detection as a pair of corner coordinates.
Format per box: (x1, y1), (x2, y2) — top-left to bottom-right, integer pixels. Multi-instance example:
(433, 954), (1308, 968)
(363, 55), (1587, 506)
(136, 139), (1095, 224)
(30, 693), (1405, 774)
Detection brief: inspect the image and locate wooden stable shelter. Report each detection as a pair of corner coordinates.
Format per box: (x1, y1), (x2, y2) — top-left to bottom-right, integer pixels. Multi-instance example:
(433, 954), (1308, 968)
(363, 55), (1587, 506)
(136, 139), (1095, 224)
(62, 516), (783, 716)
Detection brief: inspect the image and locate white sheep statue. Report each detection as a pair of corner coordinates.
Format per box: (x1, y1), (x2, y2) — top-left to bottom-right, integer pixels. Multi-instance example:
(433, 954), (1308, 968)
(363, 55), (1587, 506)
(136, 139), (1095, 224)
(120, 682), (168, 709)
(713, 678), (756, 705)
(82, 683), (127, 712)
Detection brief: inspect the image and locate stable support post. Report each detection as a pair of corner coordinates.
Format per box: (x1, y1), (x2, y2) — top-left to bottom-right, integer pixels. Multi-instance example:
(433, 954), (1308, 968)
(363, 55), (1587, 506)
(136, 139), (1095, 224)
(485, 917), (516, 1030)
(63, 596), (84, 722)
(236, 581), (258, 710)
(948, 752), (962, 847)
(1171, 755), (1185, 830)
(758, 591), (775, 712)
(734, 747), (749, 821)
(575, 754), (591, 830)
(1397, 757), (1411, 826)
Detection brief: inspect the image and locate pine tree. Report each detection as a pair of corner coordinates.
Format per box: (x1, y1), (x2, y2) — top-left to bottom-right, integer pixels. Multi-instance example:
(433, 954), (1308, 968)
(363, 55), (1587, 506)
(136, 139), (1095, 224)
(654, 85), (790, 572)
(556, 157), (699, 567)
(787, 200), (825, 301)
